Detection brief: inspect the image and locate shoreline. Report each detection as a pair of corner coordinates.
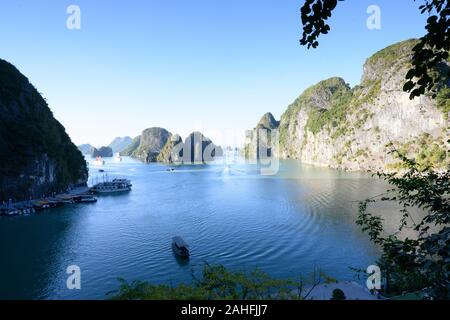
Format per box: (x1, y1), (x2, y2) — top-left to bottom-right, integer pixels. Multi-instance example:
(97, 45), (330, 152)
(0, 186), (93, 216)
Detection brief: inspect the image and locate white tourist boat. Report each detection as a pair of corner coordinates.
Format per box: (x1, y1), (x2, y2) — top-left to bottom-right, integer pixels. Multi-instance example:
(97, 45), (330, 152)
(93, 156), (105, 166)
(114, 153), (122, 162)
(91, 178), (132, 194)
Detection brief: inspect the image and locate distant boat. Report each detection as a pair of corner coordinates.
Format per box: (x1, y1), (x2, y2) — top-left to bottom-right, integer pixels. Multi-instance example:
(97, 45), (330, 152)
(99, 169), (105, 173)
(93, 156), (105, 166)
(172, 236), (190, 258)
(114, 153), (122, 162)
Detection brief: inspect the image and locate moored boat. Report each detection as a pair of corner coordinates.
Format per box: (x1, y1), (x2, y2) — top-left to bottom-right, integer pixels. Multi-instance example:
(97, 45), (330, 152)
(93, 156), (105, 166)
(74, 195), (98, 203)
(172, 236), (190, 258)
(91, 178), (132, 194)
(114, 153), (122, 162)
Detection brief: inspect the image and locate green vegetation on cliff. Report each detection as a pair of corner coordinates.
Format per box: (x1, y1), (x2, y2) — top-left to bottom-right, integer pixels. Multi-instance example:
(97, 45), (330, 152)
(436, 87), (450, 118)
(0, 59), (87, 200)
(271, 39), (449, 171)
(120, 136), (141, 156)
(278, 77), (352, 149)
(305, 79), (352, 136)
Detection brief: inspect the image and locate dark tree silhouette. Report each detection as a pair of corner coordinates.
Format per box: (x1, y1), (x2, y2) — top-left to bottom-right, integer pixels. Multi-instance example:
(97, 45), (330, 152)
(299, 0), (450, 99)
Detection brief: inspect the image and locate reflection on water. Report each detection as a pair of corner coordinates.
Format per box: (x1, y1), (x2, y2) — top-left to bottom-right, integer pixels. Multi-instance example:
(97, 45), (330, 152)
(0, 157), (413, 299)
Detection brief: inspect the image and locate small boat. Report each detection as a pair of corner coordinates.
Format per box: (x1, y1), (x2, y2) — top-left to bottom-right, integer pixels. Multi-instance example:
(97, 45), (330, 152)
(99, 169), (105, 173)
(3, 209), (20, 216)
(166, 168), (175, 172)
(172, 236), (190, 258)
(114, 153), (122, 162)
(74, 195), (98, 203)
(93, 156), (105, 166)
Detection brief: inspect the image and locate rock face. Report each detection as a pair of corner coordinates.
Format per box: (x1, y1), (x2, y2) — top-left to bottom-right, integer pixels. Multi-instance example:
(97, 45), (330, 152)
(131, 127), (171, 163)
(156, 134), (183, 163)
(245, 112), (279, 160)
(257, 112), (279, 130)
(120, 136), (140, 156)
(108, 136), (132, 153)
(91, 146), (113, 158)
(183, 131), (223, 163)
(78, 144), (94, 155)
(0, 59), (88, 201)
(124, 129), (222, 164)
(246, 39), (450, 171)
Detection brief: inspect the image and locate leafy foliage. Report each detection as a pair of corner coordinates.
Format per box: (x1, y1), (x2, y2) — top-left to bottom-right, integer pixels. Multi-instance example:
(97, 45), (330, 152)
(436, 86), (450, 117)
(404, 0), (450, 99)
(357, 145), (450, 299)
(299, 0), (342, 49)
(109, 263), (330, 300)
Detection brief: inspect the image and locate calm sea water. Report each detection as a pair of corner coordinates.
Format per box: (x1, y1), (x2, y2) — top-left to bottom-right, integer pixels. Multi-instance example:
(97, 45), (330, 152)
(0, 156), (403, 299)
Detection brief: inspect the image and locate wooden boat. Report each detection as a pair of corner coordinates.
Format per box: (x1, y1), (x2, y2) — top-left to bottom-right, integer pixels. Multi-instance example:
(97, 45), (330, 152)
(172, 236), (190, 258)
(73, 195), (98, 203)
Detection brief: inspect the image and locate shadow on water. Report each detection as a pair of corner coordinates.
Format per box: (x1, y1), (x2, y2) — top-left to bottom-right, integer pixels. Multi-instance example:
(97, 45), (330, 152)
(173, 253), (190, 267)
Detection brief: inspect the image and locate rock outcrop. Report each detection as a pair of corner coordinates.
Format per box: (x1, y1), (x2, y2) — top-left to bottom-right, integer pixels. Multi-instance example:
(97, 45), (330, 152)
(131, 127), (171, 163)
(121, 129), (223, 164)
(183, 131), (223, 163)
(156, 134), (183, 163)
(78, 144), (94, 155)
(0, 59), (88, 201)
(245, 112), (279, 160)
(245, 39), (449, 171)
(91, 146), (113, 158)
(108, 136), (132, 153)
(120, 136), (140, 156)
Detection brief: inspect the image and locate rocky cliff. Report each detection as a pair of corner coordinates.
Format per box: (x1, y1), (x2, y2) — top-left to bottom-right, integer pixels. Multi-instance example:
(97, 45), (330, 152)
(0, 59), (88, 201)
(183, 131), (223, 163)
(131, 127), (171, 163)
(156, 134), (183, 163)
(121, 128), (222, 164)
(91, 146), (113, 158)
(120, 136), (140, 156)
(245, 112), (279, 160)
(246, 39), (449, 171)
(77, 144), (94, 155)
(108, 136), (132, 153)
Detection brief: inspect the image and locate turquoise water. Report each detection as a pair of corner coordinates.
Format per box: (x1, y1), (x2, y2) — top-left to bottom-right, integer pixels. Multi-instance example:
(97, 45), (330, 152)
(0, 157), (397, 299)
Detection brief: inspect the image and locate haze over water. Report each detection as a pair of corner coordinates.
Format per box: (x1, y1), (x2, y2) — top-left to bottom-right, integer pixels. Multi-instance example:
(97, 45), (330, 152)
(0, 157), (405, 299)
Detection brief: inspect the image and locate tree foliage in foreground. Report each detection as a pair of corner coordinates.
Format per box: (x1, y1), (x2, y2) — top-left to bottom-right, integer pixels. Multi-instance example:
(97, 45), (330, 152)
(357, 144), (450, 299)
(108, 264), (332, 300)
(299, 0), (450, 99)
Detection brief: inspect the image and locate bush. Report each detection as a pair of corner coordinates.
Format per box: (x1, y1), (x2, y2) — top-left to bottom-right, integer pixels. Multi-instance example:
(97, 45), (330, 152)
(331, 289), (346, 300)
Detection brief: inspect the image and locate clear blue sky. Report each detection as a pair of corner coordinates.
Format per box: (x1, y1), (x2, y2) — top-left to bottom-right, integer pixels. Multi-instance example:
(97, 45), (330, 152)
(0, 0), (429, 147)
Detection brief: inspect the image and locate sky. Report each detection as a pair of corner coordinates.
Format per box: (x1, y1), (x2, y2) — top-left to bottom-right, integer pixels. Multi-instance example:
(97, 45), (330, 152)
(0, 0), (430, 147)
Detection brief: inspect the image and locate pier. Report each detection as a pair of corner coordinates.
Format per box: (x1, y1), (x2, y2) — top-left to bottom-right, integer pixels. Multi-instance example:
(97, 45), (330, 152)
(0, 186), (96, 217)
